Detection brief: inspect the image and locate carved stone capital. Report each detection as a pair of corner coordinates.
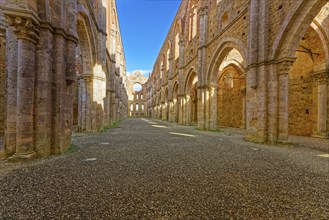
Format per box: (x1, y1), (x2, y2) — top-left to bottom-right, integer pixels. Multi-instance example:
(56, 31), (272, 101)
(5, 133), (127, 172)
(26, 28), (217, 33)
(110, 29), (117, 37)
(276, 58), (295, 75)
(6, 15), (39, 43)
(313, 70), (329, 84)
(198, 6), (209, 17)
(178, 39), (185, 47)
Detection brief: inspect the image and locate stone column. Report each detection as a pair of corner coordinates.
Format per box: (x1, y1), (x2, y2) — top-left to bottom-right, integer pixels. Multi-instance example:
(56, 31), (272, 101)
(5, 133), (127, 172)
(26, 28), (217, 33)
(178, 95), (184, 125)
(197, 7), (208, 130)
(184, 95), (189, 125)
(241, 89), (247, 129)
(313, 74), (329, 138)
(0, 16), (6, 156)
(34, 24), (54, 157)
(197, 87), (205, 129)
(85, 76), (93, 131)
(7, 17), (39, 161)
(204, 87), (210, 130)
(209, 85), (217, 130)
(277, 60), (294, 143)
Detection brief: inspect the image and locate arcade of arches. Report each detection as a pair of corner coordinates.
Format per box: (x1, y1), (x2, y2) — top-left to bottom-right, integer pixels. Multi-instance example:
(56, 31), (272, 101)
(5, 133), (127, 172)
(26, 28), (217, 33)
(0, 0), (128, 161)
(0, 0), (328, 162)
(146, 0), (329, 144)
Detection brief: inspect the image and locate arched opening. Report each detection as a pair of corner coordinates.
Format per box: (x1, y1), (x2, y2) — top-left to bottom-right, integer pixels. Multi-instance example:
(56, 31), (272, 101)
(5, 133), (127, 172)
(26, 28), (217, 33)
(217, 64), (246, 128)
(289, 25), (328, 137)
(185, 71), (198, 125)
(189, 3), (197, 41)
(173, 82), (179, 123)
(164, 87), (169, 121)
(208, 41), (248, 131)
(174, 33), (180, 60)
(130, 103), (133, 113)
(166, 45), (171, 71)
(75, 13), (95, 132)
(273, 1), (329, 140)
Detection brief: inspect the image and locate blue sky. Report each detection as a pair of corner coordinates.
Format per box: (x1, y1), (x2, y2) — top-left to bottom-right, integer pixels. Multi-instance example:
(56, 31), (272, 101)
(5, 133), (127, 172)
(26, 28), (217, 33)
(116, 0), (181, 76)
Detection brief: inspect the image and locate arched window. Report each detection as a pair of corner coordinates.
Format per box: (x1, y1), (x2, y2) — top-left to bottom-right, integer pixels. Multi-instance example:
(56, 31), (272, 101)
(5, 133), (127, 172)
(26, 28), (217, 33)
(141, 94), (143, 99)
(142, 104), (145, 112)
(166, 47), (170, 71)
(136, 94), (139, 99)
(136, 104), (139, 111)
(160, 61), (163, 79)
(189, 7), (197, 40)
(130, 104), (133, 112)
(175, 33), (179, 60)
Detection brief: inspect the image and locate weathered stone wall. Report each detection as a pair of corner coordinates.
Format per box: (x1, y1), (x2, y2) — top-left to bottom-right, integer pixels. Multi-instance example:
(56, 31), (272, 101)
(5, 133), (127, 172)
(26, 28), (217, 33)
(146, 0), (329, 144)
(126, 71), (148, 117)
(0, 0), (128, 160)
(0, 27), (5, 151)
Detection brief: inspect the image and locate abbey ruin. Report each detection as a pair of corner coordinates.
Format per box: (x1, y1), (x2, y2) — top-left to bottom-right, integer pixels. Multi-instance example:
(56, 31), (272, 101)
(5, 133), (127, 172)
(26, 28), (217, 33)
(0, 0), (128, 161)
(0, 0), (328, 162)
(146, 0), (329, 144)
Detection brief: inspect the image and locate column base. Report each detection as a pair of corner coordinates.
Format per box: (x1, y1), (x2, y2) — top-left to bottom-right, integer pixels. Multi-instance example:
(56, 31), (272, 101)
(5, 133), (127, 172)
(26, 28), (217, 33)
(8, 152), (37, 163)
(312, 132), (329, 139)
(276, 139), (295, 147)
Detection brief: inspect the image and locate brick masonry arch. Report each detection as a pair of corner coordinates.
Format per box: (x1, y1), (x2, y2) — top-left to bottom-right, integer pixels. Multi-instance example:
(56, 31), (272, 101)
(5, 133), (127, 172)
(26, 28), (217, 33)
(272, 0), (328, 60)
(207, 37), (248, 86)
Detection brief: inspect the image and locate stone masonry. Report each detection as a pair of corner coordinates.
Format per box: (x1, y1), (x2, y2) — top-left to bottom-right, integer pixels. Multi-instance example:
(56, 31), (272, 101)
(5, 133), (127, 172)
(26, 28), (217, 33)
(126, 71), (148, 117)
(145, 0), (329, 144)
(0, 0), (128, 161)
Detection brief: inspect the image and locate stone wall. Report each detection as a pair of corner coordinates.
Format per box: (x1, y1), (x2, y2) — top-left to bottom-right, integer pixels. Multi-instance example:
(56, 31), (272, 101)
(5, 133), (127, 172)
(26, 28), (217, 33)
(146, 0), (329, 144)
(0, 0), (128, 161)
(0, 31), (5, 151)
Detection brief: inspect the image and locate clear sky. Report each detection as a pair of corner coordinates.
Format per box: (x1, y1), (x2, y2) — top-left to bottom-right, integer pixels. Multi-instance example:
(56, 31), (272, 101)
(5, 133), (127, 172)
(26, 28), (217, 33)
(116, 0), (181, 76)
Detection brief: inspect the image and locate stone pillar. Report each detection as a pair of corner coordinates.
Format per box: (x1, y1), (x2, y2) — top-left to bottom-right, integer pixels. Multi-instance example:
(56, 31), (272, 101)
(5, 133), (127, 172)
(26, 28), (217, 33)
(169, 101), (174, 122)
(313, 75), (329, 138)
(197, 7), (208, 130)
(209, 85), (217, 130)
(4, 25), (17, 156)
(0, 17), (6, 157)
(7, 17), (39, 161)
(204, 87), (210, 130)
(241, 89), (247, 129)
(277, 60), (294, 143)
(198, 87), (205, 129)
(34, 24), (54, 157)
(178, 95), (185, 125)
(184, 95), (189, 125)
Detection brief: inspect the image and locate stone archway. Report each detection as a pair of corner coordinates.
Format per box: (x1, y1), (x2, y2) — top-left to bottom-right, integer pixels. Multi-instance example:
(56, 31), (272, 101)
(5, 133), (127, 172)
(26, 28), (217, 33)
(76, 12), (95, 132)
(207, 41), (248, 131)
(272, 1), (329, 141)
(288, 25), (328, 138)
(217, 64), (246, 129)
(164, 87), (169, 121)
(173, 82), (179, 123)
(184, 70), (198, 126)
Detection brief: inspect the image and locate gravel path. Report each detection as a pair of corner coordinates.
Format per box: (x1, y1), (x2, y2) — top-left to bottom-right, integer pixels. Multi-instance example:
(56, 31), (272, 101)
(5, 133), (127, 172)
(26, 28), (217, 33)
(0, 118), (328, 219)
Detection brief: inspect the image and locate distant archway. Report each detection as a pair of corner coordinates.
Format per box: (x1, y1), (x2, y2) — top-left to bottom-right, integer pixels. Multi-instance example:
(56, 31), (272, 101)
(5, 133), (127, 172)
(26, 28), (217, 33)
(185, 70), (198, 125)
(173, 82), (179, 123)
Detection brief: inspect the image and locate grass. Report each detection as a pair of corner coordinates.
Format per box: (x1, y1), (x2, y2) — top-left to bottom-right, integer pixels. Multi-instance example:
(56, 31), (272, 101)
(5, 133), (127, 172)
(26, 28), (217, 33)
(195, 128), (223, 133)
(101, 121), (121, 132)
(63, 144), (79, 155)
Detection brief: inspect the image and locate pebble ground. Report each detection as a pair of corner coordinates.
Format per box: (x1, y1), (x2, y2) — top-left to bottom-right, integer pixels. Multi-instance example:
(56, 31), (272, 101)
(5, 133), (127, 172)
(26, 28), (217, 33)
(0, 118), (328, 219)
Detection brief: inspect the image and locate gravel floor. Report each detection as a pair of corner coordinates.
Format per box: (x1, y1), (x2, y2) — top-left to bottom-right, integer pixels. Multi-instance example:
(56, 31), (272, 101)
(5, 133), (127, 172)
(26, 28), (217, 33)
(0, 118), (328, 219)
